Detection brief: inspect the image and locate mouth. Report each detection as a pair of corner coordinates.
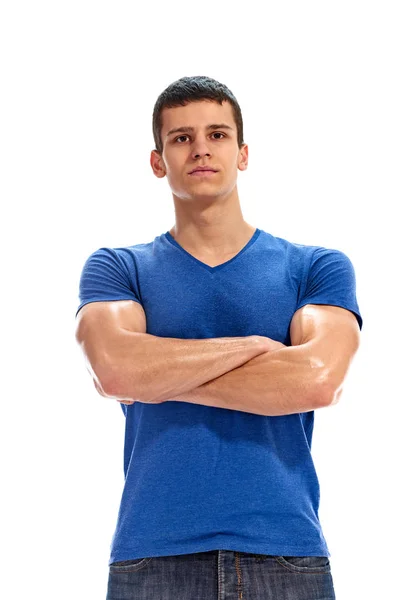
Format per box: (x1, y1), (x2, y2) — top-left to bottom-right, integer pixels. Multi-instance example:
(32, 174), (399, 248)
(189, 169), (218, 176)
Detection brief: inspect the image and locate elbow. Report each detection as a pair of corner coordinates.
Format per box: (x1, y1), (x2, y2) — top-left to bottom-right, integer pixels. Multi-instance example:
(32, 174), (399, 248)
(314, 370), (340, 408)
(97, 354), (162, 404)
(101, 366), (160, 404)
(100, 366), (144, 403)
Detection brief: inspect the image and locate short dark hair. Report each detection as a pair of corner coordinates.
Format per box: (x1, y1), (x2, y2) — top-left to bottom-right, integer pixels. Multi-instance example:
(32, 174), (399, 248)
(152, 75), (244, 154)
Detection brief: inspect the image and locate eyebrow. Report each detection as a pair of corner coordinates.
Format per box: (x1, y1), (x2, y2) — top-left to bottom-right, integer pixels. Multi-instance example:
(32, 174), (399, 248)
(166, 123), (234, 137)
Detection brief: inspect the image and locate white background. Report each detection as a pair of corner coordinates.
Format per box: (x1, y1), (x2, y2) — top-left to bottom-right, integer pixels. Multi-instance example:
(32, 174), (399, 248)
(1, 1), (399, 598)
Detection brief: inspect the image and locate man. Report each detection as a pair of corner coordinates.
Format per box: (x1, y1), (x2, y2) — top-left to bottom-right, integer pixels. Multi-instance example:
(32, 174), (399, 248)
(75, 75), (362, 600)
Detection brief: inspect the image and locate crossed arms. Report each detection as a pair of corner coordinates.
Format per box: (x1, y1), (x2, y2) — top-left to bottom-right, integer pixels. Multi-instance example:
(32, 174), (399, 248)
(92, 303), (361, 417)
(169, 304), (360, 416)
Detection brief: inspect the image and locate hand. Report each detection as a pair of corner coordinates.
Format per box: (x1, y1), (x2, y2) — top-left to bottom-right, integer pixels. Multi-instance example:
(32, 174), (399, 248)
(256, 336), (287, 352)
(267, 339), (287, 351)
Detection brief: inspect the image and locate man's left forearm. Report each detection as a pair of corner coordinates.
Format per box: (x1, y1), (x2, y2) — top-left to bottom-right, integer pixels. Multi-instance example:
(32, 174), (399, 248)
(166, 343), (330, 416)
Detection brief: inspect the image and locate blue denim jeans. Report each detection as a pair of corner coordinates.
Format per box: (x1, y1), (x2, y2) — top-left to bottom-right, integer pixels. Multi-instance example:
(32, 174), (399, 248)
(106, 550), (336, 599)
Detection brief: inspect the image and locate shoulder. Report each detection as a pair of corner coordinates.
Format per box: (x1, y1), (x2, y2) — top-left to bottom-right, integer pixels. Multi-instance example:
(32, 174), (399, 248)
(82, 236), (157, 266)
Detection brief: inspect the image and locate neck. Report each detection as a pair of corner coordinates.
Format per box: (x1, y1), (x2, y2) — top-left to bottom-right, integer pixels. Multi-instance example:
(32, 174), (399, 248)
(169, 190), (255, 255)
(169, 221), (256, 256)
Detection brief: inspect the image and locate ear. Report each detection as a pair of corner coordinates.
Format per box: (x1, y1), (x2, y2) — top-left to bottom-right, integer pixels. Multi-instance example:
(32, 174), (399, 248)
(238, 143), (248, 172)
(150, 149), (166, 178)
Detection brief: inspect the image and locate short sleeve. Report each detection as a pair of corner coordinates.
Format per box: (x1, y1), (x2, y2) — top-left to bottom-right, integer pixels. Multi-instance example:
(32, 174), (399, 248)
(297, 247), (363, 331)
(75, 247), (142, 318)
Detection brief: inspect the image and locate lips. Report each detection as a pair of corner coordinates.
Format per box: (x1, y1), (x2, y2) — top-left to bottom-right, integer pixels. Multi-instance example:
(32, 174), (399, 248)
(189, 167), (218, 174)
(189, 170), (218, 177)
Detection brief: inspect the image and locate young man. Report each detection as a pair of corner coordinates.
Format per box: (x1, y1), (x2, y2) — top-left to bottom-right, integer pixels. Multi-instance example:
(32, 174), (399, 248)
(75, 75), (362, 600)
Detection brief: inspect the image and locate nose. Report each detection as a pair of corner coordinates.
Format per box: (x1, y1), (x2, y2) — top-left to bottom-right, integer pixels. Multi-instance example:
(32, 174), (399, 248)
(193, 149), (211, 160)
(191, 138), (212, 160)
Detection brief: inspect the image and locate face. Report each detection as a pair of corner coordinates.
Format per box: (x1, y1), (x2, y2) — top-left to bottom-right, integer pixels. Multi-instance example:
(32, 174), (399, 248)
(150, 100), (248, 203)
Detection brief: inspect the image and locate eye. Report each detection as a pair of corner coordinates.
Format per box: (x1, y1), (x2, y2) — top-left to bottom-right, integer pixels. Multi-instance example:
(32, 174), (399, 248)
(211, 132), (225, 140)
(174, 132), (226, 143)
(175, 135), (189, 143)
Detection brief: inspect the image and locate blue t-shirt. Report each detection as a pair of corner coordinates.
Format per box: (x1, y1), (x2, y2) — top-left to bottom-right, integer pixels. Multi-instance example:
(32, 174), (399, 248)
(76, 228), (363, 565)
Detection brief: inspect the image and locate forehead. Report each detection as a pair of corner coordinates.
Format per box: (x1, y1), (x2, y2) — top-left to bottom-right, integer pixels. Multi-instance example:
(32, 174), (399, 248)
(161, 100), (236, 139)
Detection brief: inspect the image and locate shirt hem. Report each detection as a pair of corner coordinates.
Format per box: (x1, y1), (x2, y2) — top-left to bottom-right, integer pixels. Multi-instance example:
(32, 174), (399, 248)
(109, 540), (330, 565)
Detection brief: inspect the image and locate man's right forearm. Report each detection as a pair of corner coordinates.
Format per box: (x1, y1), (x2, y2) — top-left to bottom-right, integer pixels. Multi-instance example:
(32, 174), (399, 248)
(103, 332), (269, 404)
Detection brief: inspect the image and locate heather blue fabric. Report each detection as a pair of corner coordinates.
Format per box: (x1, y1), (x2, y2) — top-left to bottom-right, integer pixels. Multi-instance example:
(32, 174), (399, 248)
(75, 228), (362, 568)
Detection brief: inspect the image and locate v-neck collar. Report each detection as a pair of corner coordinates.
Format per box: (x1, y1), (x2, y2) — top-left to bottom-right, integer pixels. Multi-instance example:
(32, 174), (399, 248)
(164, 228), (261, 273)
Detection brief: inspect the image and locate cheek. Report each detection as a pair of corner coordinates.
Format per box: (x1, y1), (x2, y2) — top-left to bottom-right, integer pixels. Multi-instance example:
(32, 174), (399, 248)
(164, 155), (182, 175)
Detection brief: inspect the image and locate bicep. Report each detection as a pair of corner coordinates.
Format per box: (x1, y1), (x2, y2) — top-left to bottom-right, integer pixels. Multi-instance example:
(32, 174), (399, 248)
(75, 299), (147, 386)
(290, 303), (361, 394)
